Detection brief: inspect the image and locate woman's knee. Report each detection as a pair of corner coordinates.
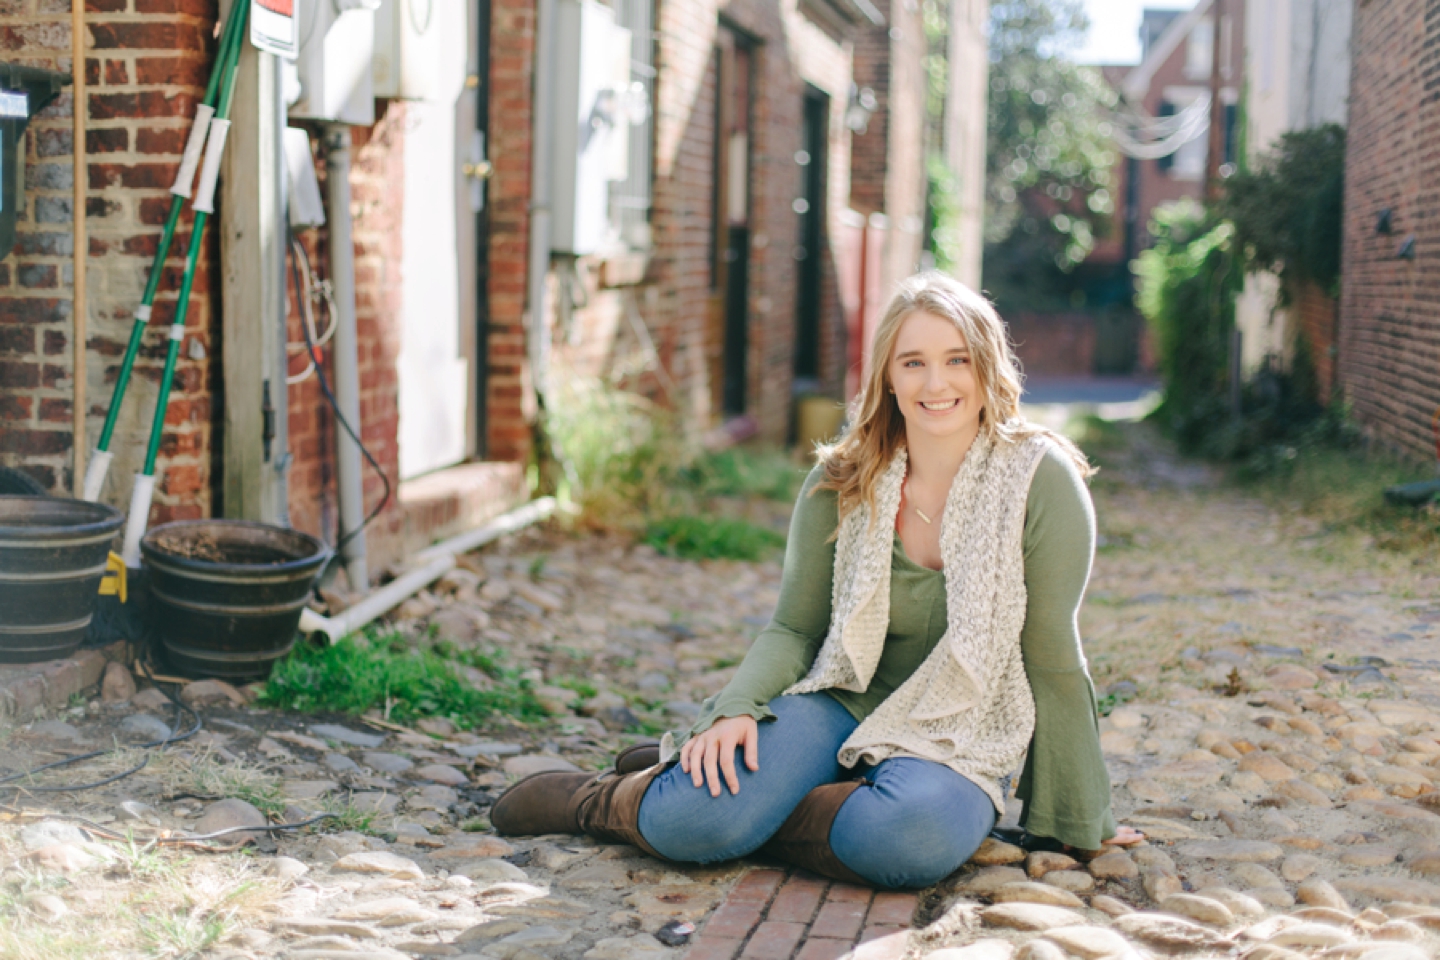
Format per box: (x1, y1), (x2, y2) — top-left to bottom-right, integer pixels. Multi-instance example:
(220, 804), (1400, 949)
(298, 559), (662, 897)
(830, 762), (996, 888)
(637, 768), (775, 862)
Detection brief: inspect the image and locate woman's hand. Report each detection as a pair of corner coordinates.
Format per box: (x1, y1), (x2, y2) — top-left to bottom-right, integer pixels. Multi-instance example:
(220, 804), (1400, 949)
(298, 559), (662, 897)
(679, 715), (760, 797)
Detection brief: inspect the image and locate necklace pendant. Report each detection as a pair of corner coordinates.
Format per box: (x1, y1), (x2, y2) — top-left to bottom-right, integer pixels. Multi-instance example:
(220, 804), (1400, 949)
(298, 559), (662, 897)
(915, 507), (933, 525)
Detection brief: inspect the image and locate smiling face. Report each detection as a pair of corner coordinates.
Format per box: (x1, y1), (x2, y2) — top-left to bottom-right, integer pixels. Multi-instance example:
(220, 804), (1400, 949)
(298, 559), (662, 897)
(887, 309), (984, 449)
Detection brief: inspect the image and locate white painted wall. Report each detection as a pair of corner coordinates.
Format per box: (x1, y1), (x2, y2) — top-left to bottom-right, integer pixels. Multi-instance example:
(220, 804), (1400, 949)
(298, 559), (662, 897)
(396, 0), (472, 480)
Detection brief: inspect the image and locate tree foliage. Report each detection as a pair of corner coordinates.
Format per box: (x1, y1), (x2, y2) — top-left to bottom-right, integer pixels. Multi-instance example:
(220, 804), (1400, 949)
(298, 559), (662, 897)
(1221, 124), (1346, 294)
(1133, 200), (1238, 450)
(984, 0), (1118, 279)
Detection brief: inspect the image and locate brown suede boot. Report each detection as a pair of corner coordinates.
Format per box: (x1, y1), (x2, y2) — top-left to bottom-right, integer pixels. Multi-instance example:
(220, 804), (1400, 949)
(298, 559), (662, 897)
(490, 765), (669, 860)
(759, 780), (870, 885)
(490, 771), (595, 836)
(568, 764), (667, 858)
(614, 741), (661, 775)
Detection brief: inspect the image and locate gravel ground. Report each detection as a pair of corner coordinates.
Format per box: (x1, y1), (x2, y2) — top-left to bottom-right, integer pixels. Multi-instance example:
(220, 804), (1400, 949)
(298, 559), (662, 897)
(2, 428), (1439, 960)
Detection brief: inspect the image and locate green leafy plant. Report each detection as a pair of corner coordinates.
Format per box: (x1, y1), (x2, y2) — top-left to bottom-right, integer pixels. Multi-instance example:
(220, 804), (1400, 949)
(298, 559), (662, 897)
(1222, 124), (1345, 294)
(677, 447), (804, 502)
(1133, 200), (1240, 451)
(644, 515), (785, 562)
(543, 368), (692, 527)
(259, 633), (545, 727)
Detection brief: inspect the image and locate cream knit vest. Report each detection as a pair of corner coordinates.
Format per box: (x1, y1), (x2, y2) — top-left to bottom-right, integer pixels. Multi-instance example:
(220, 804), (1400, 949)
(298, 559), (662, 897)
(784, 429), (1051, 812)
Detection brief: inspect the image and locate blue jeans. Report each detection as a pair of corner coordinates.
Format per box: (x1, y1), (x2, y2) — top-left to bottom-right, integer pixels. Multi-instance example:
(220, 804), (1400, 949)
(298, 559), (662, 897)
(636, 693), (997, 889)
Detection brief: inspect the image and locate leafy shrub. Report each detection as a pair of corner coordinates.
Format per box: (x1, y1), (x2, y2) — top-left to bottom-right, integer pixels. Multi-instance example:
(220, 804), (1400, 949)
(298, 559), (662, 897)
(1222, 125), (1345, 294)
(1133, 200), (1240, 451)
(543, 368), (691, 526)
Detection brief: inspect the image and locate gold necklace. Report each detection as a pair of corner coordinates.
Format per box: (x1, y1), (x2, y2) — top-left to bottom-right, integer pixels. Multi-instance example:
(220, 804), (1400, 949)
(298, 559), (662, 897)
(905, 482), (936, 524)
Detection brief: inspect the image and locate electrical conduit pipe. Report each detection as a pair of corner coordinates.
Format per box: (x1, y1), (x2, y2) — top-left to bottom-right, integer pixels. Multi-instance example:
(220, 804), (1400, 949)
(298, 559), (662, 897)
(324, 125), (369, 590)
(297, 496), (556, 644)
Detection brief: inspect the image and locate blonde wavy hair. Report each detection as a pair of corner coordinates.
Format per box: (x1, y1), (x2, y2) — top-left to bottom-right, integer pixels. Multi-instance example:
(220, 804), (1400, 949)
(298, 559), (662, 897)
(815, 272), (1092, 521)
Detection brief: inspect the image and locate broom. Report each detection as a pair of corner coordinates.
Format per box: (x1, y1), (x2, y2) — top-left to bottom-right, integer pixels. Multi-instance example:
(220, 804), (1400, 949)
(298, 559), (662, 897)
(117, 1), (248, 570)
(80, 2), (247, 503)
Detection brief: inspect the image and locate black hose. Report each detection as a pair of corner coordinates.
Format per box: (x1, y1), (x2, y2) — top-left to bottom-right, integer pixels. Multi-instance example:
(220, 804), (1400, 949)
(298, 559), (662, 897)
(0, 676), (200, 791)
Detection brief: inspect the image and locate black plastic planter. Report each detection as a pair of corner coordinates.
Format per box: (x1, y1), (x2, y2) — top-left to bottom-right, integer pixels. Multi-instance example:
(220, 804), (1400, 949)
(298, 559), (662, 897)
(141, 520), (329, 680)
(0, 495), (123, 663)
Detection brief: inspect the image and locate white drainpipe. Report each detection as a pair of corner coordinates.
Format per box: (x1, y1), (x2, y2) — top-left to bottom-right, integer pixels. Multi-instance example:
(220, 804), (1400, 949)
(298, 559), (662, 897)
(297, 496), (556, 643)
(527, 0), (556, 398)
(324, 124), (369, 589)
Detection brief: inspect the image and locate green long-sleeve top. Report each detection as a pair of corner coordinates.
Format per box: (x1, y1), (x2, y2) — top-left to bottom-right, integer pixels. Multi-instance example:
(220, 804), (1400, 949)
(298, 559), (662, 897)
(685, 446), (1119, 850)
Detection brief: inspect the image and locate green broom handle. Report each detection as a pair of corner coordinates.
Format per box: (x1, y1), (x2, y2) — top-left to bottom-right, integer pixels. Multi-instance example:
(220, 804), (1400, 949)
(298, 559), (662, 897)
(93, 6), (244, 455)
(142, 1), (248, 475)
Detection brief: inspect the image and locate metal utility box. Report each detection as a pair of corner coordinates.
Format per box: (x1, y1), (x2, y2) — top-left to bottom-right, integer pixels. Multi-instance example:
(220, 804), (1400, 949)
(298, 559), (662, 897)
(290, 0), (377, 125)
(372, 0), (442, 100)
(551, 0), (633, 256)
(0, 64), (68, 261)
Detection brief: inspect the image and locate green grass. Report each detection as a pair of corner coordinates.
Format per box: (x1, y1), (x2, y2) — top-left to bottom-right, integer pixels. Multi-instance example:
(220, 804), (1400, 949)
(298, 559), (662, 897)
(644, 515), (786, 561)
(1240, 442), (1439, 554)
(259, 633), (546, 728)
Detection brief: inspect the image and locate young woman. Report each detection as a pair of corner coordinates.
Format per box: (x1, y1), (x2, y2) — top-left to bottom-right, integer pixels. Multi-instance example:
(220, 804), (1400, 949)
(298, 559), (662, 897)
(491, 272), (1140, 889)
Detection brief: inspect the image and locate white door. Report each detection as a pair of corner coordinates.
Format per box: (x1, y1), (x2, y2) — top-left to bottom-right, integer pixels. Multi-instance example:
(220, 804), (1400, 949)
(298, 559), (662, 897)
(396, 0), (473, 479)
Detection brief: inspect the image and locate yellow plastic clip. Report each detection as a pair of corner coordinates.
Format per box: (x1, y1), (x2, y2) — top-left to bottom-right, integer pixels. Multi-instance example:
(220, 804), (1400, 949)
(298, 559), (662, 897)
(98, 551), (127, 603)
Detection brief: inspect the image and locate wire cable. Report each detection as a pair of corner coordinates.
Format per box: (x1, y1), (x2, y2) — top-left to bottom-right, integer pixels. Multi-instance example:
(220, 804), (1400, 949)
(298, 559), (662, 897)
(288, 231), (393, 561)
(286, 237), (339, 385)
(0, 686), (200, 791)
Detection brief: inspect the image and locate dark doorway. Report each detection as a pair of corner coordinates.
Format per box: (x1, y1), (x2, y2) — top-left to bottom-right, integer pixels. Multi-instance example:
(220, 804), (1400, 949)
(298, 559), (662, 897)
(713, 28), (753, 417)
(793, 87), (828, 383)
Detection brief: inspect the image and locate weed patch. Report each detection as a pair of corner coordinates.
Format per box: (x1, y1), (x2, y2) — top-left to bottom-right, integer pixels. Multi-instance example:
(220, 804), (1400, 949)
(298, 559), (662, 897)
(644, 515), (785, 561)
(1240, 443), (1440, 556)
(678, 447), (806, 502)
(260, 633), (545, 727)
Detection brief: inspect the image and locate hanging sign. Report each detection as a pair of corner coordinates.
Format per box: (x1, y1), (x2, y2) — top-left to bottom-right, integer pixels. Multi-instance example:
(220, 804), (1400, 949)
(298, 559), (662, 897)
(251, 0), (299, 59)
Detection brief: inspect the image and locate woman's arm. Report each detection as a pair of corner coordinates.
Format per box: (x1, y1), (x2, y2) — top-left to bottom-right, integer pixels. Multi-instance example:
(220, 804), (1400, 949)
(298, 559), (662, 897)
(683, 464), (839, 736)
(1014, 446), (1121, 850)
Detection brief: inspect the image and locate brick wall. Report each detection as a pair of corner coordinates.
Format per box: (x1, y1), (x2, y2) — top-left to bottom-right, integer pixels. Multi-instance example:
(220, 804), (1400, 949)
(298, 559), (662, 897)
(1339, 0), (1440, 461)
(535, 0), (863, 445)
(0, 0), (222, 521)
(283, 113), (406, 574)
(880, 0), (926, 303)
(1293, 277), (1339, 402)
(649, 0), (855, 441)
(849, 22), (888, 217)
(481, 0), (535, 463)
(1006, 312), (1098, 378)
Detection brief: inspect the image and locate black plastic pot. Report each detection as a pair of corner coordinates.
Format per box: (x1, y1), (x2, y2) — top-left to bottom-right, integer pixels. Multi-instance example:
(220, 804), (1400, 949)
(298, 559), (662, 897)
(0, 496), (123, 663)
(140, 520), (329, 680)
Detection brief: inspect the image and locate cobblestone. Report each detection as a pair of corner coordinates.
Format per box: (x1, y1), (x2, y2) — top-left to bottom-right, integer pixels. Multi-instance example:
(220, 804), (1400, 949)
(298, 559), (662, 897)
(5, 434), (1440, 959)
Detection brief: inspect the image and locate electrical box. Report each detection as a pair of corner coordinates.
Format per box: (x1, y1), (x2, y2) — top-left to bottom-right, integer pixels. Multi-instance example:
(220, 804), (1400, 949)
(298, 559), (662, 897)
(0, 64), (67, 261)
(551, 0), (636, 256)
(372, 0), (442, 99)
(290, 0), (378, 125)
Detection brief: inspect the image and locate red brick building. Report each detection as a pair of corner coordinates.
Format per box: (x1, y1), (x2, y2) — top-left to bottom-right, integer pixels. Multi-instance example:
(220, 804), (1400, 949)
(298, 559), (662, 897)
(0, 0), (973, 581)
(1338, 0), (1440, 462)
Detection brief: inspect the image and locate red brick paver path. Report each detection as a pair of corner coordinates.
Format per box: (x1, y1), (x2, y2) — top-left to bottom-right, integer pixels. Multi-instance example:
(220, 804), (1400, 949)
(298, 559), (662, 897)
(685, 869), (918, 960)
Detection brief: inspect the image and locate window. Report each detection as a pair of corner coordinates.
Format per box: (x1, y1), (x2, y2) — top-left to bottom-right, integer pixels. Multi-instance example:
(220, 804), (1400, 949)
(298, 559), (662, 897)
(1185, 18), (1213, 81)
(1156, 100), (1176, 173)
(609, 0), (656, 251)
